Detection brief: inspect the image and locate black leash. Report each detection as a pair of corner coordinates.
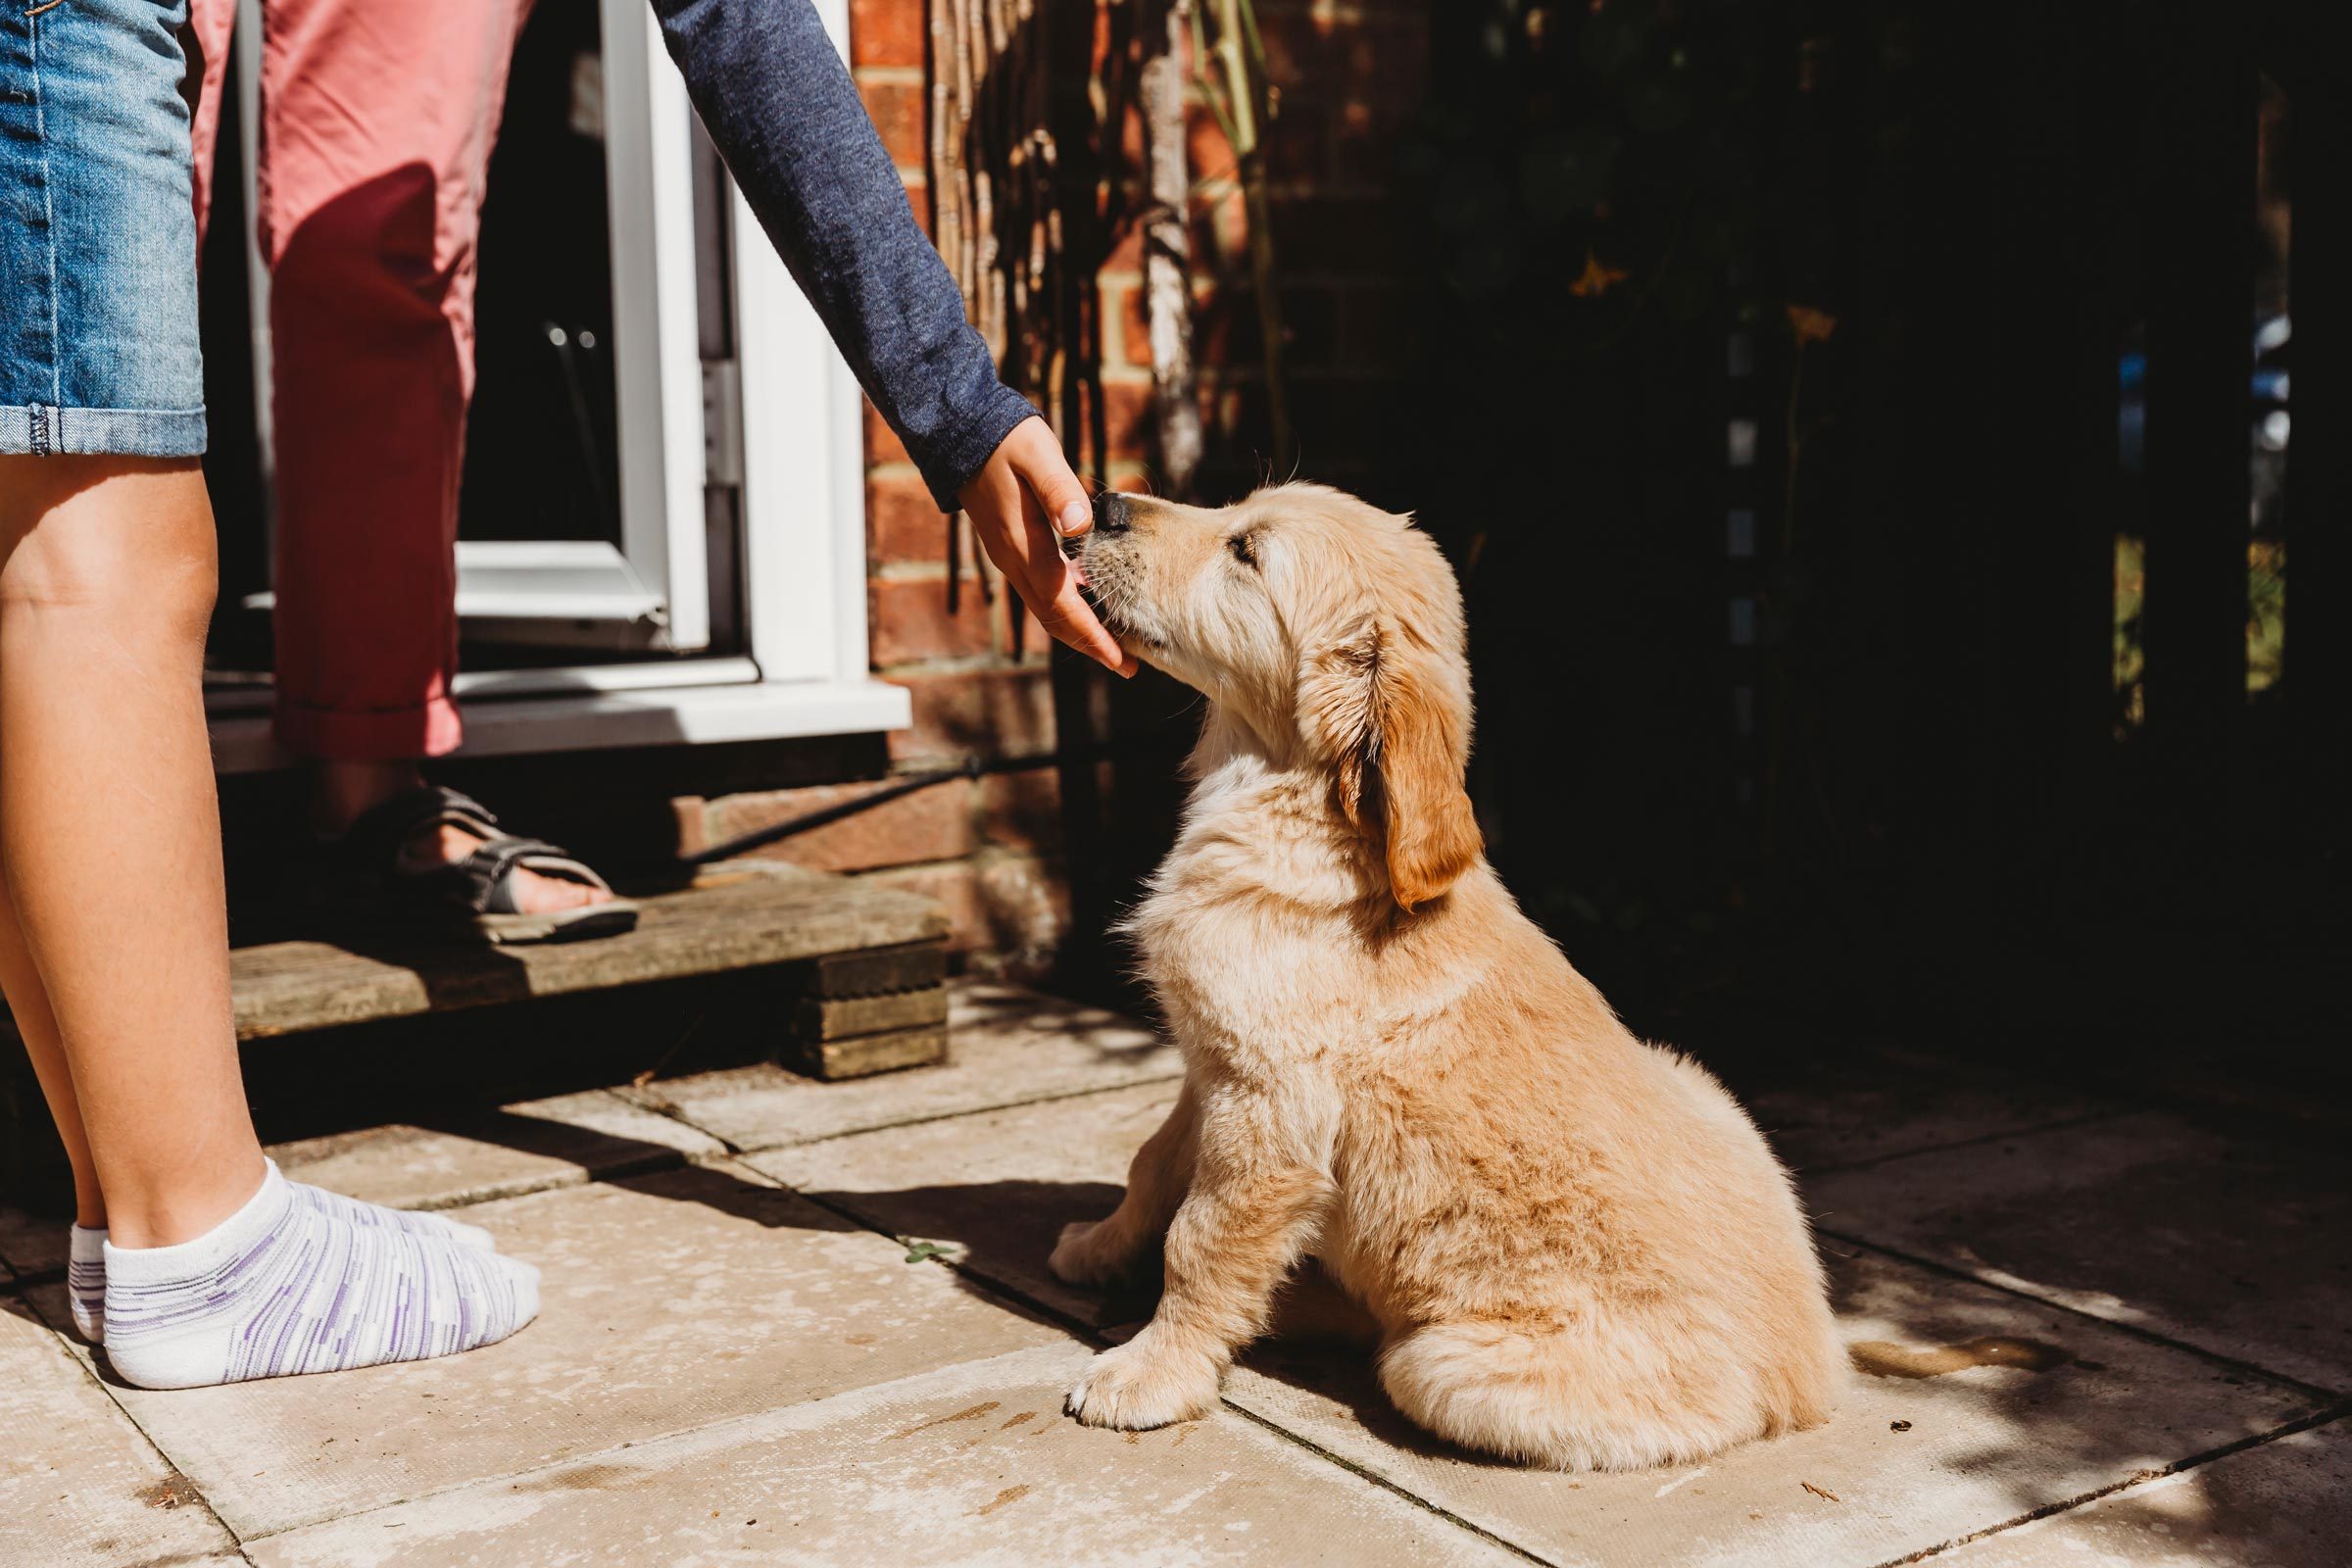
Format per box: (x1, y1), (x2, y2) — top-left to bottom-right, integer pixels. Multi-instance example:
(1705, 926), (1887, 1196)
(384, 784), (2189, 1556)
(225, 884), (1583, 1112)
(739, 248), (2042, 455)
(678, 742), (1163, 867)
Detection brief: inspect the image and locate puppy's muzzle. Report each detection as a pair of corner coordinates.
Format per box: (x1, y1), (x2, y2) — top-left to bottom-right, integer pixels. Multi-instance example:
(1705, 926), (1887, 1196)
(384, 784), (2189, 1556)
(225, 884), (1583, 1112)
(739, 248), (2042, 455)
(1092, 491), (1133, 534)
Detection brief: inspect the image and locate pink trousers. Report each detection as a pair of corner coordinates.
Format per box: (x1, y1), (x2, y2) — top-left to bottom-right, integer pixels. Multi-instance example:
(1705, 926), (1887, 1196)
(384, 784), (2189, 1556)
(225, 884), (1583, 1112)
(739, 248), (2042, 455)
(189, 0), (535, 760)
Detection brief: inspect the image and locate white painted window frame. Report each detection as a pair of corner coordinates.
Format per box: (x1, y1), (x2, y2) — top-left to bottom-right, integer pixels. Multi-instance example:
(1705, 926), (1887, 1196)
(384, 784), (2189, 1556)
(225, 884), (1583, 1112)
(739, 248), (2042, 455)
(207, 0), (907, 773)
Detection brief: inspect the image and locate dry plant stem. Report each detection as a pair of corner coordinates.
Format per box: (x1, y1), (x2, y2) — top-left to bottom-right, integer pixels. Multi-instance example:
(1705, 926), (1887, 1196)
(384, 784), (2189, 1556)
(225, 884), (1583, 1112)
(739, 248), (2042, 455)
(1204, 0), (1290, 471)
(1141, 0), (1202, 496)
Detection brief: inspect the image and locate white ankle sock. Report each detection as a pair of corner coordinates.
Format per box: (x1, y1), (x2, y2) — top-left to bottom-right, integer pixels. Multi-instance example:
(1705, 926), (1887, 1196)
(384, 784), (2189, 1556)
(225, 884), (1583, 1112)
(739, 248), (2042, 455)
(103, 1164), (539, 1391)
(272, 1160), (497, 1252)
(60, 1162), (494, 1347)
(68, 1224), (106, 1343)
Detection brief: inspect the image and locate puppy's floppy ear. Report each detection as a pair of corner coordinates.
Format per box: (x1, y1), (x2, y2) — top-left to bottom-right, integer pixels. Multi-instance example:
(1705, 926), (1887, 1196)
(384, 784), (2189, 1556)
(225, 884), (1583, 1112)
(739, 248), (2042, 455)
(1302, 620), (1483, 912)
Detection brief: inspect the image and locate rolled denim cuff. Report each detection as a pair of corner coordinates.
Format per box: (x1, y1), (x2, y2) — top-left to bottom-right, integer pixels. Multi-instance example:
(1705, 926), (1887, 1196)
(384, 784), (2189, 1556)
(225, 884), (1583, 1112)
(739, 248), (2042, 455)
(0, 404), (208, 458)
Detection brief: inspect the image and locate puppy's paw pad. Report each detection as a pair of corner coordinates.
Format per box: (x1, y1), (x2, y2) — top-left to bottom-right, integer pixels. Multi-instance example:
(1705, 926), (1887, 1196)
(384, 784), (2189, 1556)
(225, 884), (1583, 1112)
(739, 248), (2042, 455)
(1064, 1342), (1218, 1431)
(1049, 1220), (1128, 1287)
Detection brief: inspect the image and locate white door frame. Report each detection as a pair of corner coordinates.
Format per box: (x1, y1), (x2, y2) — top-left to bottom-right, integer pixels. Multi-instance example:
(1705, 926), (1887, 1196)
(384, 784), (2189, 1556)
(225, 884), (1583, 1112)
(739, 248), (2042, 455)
(208, 0), (908, 772)
(600, 0), (711, 650)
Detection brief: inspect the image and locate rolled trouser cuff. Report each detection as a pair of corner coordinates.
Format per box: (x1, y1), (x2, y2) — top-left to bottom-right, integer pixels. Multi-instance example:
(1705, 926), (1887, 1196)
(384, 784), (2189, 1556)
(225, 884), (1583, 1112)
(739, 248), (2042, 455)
(0, 405), (207, 458)
(273, 692), (466, 762)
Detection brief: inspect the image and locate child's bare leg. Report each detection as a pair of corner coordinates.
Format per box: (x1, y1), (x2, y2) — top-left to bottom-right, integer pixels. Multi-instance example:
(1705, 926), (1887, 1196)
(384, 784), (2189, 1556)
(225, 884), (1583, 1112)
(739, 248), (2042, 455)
(1, 458), (538, 1387)
(0, 457), (265, 1249)
(0, 878), (102, 1228)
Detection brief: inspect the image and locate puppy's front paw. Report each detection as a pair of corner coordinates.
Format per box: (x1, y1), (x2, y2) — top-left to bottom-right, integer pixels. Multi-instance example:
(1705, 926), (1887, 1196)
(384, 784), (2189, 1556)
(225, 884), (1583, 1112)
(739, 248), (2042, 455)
(1049, 1219), (1134, 1288)
(1065, 1339), (1219, 1431)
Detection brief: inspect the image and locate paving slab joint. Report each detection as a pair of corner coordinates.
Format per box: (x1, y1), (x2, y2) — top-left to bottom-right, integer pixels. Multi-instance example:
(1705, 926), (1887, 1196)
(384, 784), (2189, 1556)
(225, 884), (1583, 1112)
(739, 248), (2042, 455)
(1820, 1229), (2352, 1405)
(1794, 1109), (2134, 1177)
(1878, 1403), (2352, 1567)
(1216, 1396), (1553, 1565)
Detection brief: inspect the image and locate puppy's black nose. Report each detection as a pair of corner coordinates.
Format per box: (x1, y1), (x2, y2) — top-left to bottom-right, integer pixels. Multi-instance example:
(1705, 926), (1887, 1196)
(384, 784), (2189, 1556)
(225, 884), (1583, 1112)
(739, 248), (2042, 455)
(1093, 490), (1131, 533)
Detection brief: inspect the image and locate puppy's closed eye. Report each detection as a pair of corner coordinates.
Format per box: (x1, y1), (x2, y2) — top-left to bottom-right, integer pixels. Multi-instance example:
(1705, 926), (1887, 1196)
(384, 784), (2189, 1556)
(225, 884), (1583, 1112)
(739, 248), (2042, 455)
(1227, 532), (1259, 568)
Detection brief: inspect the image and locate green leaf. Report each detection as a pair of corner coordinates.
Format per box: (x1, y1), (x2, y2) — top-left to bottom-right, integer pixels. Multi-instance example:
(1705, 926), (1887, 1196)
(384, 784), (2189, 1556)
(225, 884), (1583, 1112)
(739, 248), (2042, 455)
(904, 1241), (948, 1264)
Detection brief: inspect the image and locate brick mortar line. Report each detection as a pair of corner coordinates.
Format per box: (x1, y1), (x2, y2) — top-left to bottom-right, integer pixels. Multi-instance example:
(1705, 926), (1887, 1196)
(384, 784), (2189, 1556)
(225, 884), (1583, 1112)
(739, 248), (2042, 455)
(1253, 0), (1430, 17)
(1817, 1228), (2350, 1405)
(850, 842), (1062, 880)
(1198, 366), (1420, 381)
(1097, 268), (1412, 291)
(1881, 1404), (2352, 1567)
(871, 654), (1052, 677)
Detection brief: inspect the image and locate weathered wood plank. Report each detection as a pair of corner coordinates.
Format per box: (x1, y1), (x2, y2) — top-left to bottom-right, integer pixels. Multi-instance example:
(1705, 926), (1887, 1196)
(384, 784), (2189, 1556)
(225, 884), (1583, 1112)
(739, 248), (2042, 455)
(778, 1023), (950, 1082)
(802, 941), (949, 999)
(231, 869), (951, 1041)
(793, 985), (950, 1043)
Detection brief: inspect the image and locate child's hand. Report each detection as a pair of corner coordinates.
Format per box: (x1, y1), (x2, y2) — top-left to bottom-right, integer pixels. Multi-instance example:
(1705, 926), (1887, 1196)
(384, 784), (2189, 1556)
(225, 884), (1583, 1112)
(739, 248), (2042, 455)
(957, 418), (1136, 676)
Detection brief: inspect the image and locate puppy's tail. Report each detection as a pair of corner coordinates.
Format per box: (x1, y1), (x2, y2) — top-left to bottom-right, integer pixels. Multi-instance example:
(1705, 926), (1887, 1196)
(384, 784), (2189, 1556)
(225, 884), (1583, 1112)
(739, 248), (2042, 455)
(1378, 1318), (1806, 1472)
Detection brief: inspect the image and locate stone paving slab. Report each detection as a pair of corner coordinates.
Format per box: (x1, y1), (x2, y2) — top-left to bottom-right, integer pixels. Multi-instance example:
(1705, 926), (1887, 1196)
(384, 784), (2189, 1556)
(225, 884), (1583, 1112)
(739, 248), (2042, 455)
(748, 1079), (1182, 1329)
(242, 1343), (1527, 1568)
(0, 1293), (243, 1568)
(269, 1087), (726, 1213)
(633, 982), (1177, 1154)
(1934, 1416), (2350, 1568)
(1731, 1046), (2117, 1173)
(1804, 1111), (2352, 1392)
(1217, 1249), (2323, 1568)
(743, 1054), (2126, 1341)
(52, 1164), (1062, 1540)
(753, 1071), (2328, 1568)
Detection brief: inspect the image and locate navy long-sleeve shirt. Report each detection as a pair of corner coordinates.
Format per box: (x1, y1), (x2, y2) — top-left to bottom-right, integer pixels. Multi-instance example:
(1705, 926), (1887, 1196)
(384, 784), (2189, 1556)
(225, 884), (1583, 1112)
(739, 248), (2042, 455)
(652, 0), (1035, 511)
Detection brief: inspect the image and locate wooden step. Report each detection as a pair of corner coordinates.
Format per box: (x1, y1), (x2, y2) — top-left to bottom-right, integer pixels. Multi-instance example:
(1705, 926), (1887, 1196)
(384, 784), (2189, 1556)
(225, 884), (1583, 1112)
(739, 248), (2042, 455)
(231, 865), (947, 1039)
(2, 865), (955, 1212)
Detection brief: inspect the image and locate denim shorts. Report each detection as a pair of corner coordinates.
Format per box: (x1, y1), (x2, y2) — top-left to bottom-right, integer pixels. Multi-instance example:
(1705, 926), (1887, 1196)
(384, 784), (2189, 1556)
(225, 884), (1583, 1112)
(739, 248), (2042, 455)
(1, 0), (206, 457)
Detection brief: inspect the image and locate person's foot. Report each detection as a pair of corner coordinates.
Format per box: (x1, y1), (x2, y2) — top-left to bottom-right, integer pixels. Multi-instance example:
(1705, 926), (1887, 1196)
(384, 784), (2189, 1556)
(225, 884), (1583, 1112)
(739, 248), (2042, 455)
(287, 1166), (498, 1251)
(317, 762), (617, 920)
(62, 1166), (498, 1347)
(102, 1164), (539, 1390)
(397, 820), (615, 916)
(68, 1225), (106, 1343)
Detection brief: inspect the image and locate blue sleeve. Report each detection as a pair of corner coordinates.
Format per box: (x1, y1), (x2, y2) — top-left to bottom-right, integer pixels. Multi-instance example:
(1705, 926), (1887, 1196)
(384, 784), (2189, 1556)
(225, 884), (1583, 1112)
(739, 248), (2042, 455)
(650, 0), (1037, 511)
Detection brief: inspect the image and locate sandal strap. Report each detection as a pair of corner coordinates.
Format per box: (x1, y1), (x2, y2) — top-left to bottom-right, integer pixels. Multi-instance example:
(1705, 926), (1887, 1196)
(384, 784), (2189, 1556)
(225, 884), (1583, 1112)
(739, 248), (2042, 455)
(454, 837), (617, 915)
(339, 786), (503, 874)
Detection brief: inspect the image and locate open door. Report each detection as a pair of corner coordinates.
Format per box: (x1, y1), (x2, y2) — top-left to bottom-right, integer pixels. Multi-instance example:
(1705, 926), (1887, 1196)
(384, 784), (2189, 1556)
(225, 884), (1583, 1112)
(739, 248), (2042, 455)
(205, 0), (906, 768)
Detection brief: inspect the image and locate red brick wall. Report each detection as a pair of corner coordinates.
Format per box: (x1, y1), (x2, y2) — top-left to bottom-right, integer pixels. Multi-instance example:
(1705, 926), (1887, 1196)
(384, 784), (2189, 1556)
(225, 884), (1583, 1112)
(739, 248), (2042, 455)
(691, 0), (1430, 974)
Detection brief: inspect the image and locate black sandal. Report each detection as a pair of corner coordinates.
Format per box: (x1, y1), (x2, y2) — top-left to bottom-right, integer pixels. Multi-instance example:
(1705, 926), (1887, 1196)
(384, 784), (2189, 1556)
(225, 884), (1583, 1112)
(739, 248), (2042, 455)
(334, 786), (640, 945)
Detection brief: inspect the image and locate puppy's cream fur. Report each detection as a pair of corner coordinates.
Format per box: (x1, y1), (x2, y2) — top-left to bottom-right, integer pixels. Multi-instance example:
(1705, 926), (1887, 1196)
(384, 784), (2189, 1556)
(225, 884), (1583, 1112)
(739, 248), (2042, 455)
(1052, 484), (1844, 1469)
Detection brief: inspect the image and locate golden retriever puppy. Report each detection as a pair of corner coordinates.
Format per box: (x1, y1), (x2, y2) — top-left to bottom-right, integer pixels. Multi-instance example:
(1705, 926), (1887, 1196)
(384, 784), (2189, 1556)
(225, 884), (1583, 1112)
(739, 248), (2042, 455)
(1050, 483), (1844, 1470)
